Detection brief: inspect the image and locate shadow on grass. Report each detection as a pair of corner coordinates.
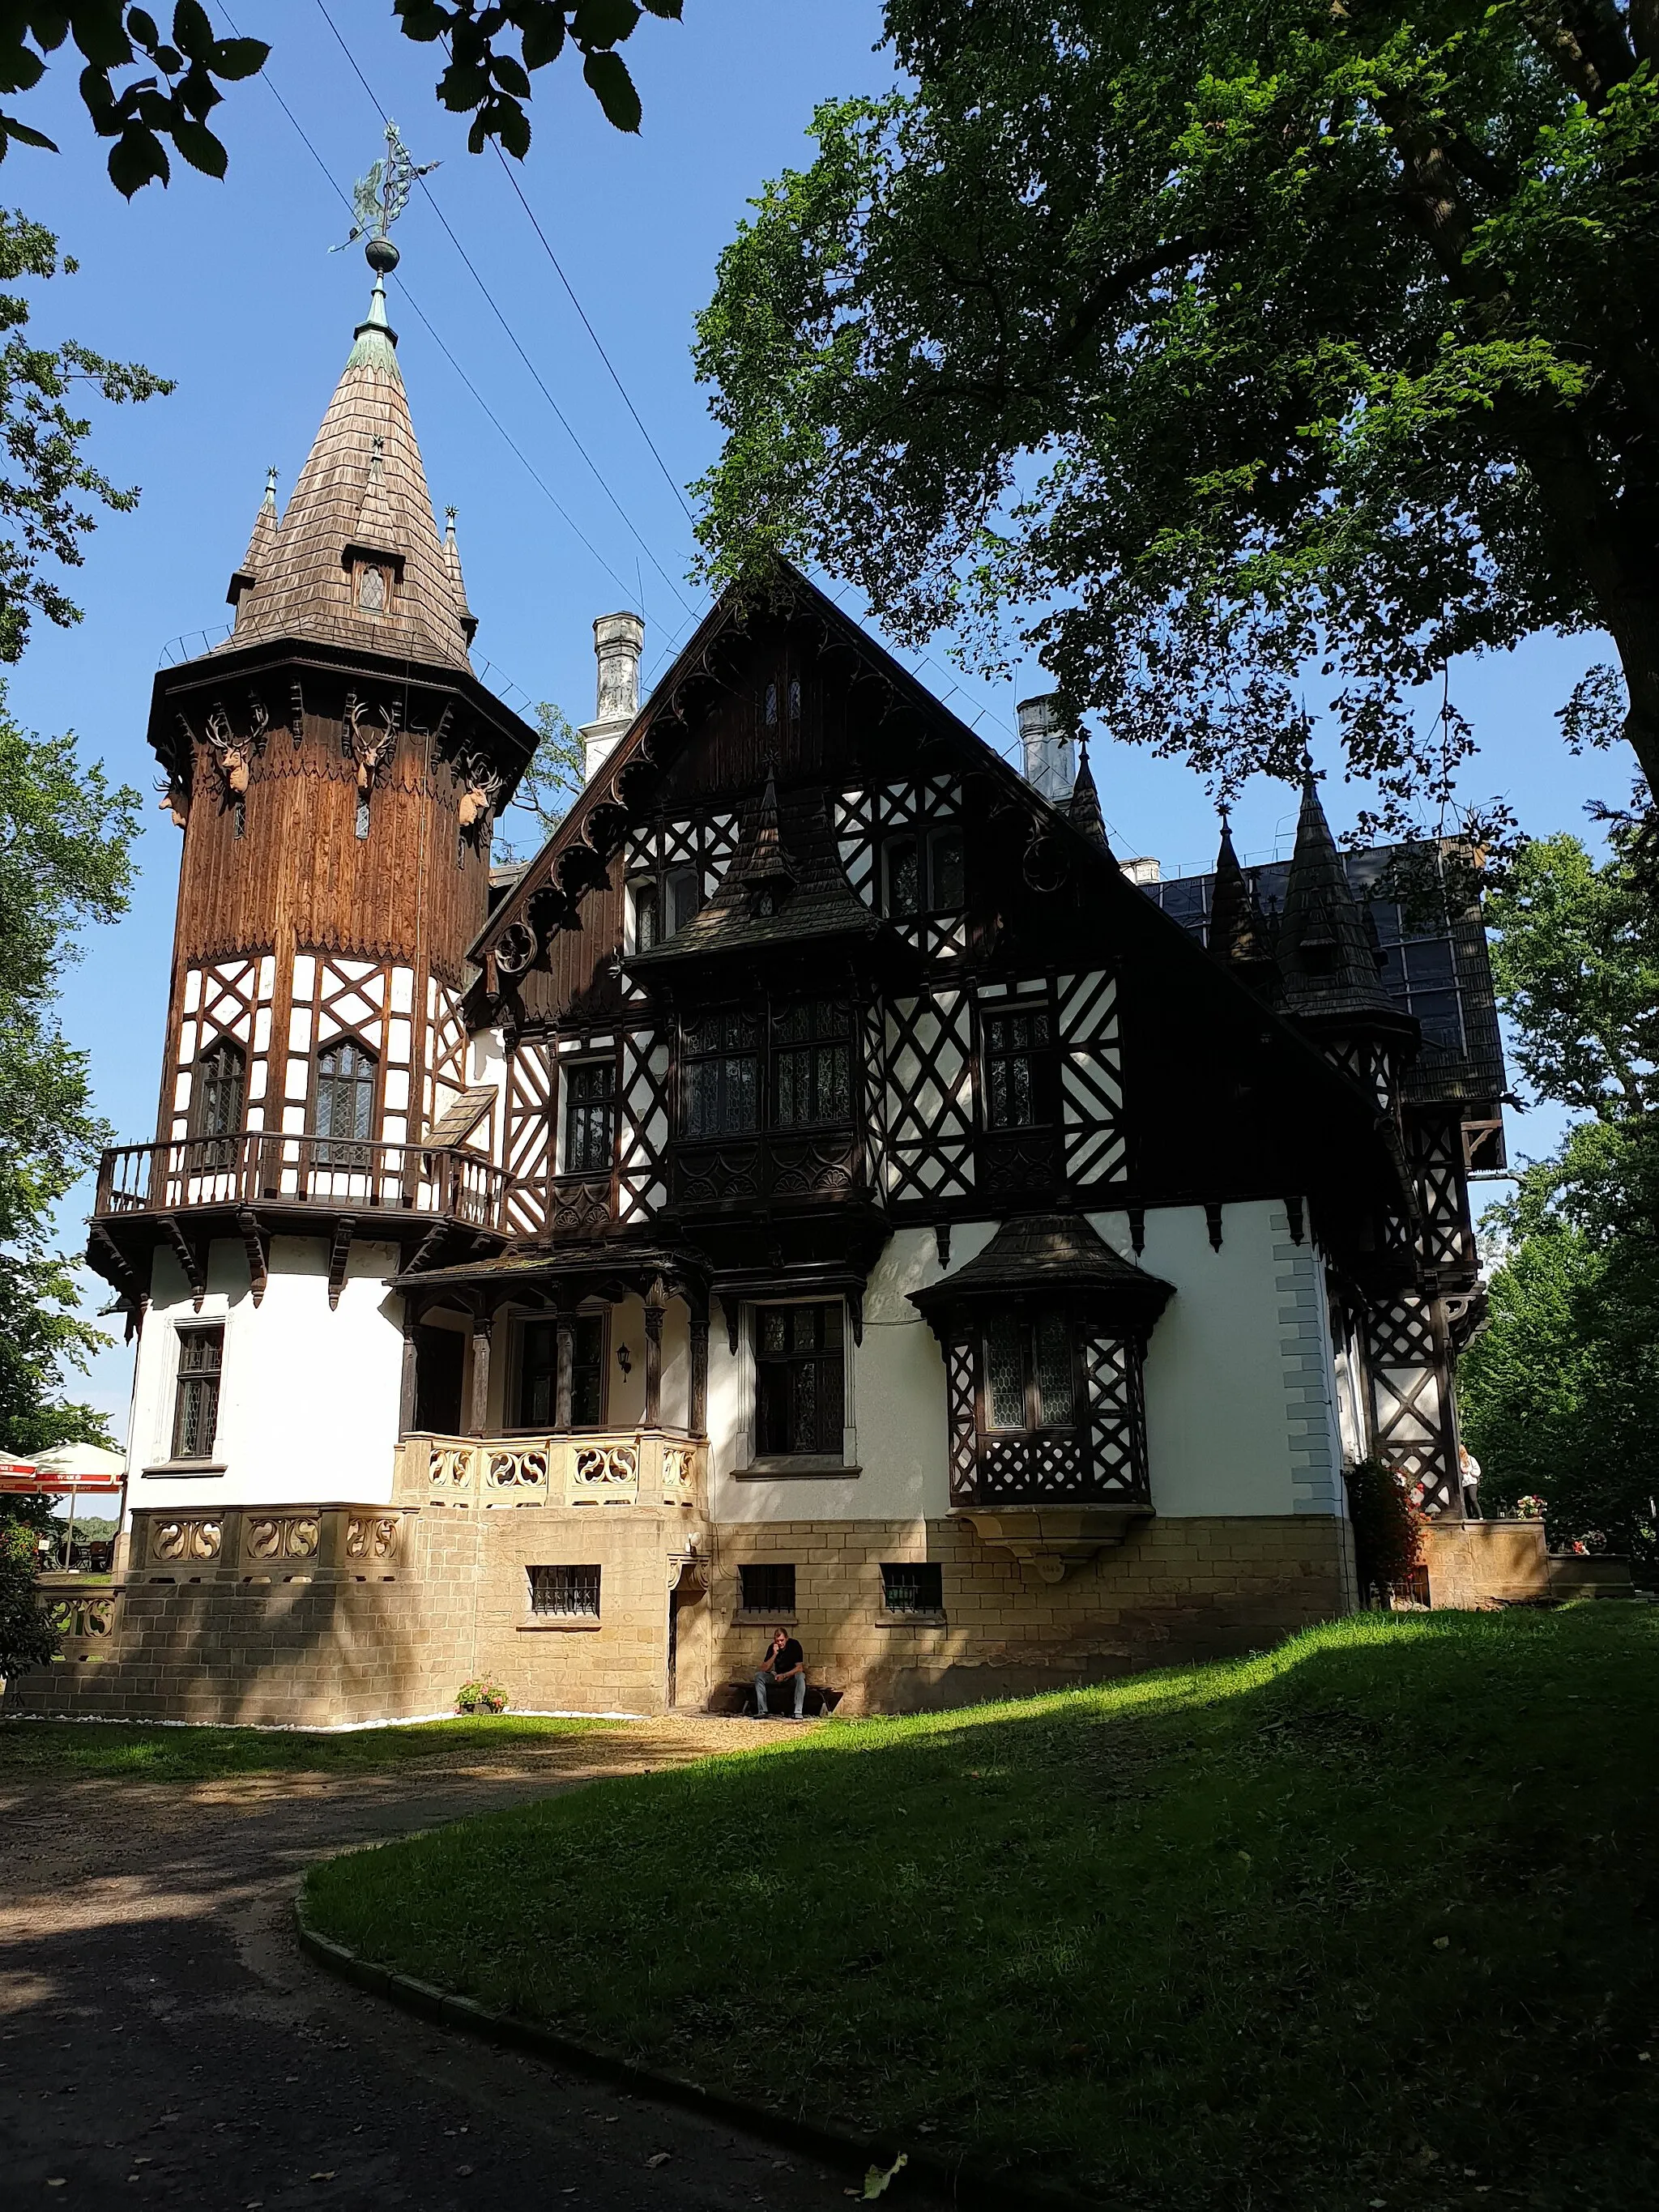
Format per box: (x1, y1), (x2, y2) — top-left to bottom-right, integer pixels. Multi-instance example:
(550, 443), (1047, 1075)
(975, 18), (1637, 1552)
(0, 1711), (625, 1785)
(303, 1607), (1659, 2212)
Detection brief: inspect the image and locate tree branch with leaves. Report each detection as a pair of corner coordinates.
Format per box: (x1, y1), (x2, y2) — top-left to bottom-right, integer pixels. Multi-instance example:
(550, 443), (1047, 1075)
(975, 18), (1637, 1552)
(0, 1), (684, 195)
(693, 1), (1659, 829)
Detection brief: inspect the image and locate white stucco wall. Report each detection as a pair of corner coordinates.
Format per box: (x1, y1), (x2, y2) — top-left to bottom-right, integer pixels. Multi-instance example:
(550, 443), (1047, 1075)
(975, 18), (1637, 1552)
(707, 1203), (1344, 1528)
(1111, 1198), (1343, 1519)
(130, 1235), (404, 1514)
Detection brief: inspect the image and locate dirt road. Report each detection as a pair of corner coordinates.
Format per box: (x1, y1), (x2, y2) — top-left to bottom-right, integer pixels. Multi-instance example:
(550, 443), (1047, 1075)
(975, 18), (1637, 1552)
(0, 1721), (868, 2210)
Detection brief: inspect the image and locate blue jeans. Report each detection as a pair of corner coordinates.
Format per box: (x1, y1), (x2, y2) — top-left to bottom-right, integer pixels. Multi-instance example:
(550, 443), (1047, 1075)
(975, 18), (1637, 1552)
(755, 1669), (805, 1718)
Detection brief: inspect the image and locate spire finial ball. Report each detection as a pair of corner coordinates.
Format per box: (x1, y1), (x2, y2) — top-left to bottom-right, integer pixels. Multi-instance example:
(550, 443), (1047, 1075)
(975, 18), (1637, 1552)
(365, 235), (400, 275)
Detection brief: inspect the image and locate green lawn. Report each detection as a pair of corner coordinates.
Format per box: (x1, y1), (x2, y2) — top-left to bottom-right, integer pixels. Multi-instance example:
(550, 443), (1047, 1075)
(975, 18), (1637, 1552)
(0, 1711), (620, 1784)
(303, 1608), (1659, 2210)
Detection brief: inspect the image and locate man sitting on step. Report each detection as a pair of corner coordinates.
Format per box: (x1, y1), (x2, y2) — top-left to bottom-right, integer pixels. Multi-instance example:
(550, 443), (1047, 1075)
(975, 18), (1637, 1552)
(754, 1626), (808, 1719)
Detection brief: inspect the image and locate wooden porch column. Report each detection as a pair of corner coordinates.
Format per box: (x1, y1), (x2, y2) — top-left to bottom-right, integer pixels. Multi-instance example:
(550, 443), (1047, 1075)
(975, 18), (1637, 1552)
(643, 1277), (667, 1430)
(554, 1313), (575, 1432)
(689, 1304), (709, 1438)
(469, 1307), (493, 1437)
(399, 1303), (421, 1437)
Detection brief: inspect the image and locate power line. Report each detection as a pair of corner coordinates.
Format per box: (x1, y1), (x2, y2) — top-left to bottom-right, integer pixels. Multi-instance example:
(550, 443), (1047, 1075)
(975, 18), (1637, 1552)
(492, 144), (696, 525)
(225, 11), (642, 605)
(311, 0), (699, 621)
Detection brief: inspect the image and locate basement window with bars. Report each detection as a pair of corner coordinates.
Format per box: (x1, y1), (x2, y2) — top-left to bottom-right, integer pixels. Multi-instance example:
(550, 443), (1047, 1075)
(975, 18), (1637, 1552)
(739, 1562), (796, 1617)
(172, 1326), (224, 1460)
(527, 1564), (601, 1620)
(881, 1562), (945, 1617)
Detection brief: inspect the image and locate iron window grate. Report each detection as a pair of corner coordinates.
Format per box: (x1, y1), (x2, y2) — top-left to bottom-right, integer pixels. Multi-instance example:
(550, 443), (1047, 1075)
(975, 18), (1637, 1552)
(740, 1563), (796, 1615)
(528, 1564), (601, 1618)
(881, 1562), (944, 1615)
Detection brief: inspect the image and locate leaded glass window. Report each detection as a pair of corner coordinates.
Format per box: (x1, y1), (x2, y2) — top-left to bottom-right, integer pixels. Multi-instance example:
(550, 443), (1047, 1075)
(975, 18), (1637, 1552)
(313, 1038), (376, 1165)
(172, 1327), (224, 1460)
(773, 1000), (851, 1128)
(682, 1010), (760, 1138)
(984, 1008), (1052, 1128)
(983, 1311), (1077, 1432)
(194, 1038), (245, 1168)
(564, 1060), (616, 1174)
(755, 1302), (844, 1456)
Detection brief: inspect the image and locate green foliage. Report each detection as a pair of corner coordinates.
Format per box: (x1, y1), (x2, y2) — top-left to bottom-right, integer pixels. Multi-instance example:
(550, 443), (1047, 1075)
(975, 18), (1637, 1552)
(0, 3), (269, 195)
(0, 211), (172, 661)
(0, 1510), (53, 1674)
(1483, 826), (1659, 1119)
(305, 1609), (1659, 2210)
(0, 2), (683, 190)
(695, 2), (1659, 817)
(0, 688), (139, 1474)
(454, 1676), (510, 1714)
(496, 697), (582, 859)
(1460, 1119), (1659, 1573)
(1461, 817), (1659, 1572)
(1343, 1456), (1425, 1596)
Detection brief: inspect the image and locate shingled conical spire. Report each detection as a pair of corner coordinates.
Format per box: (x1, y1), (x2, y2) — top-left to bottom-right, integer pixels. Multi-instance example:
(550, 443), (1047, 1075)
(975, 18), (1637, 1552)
(1277, 771), (1394, 1018)
(220, 239), (473, 671)
(1068, 739), (1111, 854)
(1208, 808), (1280, 1002)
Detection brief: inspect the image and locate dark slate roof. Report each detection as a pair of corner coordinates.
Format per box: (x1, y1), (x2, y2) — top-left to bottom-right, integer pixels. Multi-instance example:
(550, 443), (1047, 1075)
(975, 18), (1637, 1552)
(629, 774), (883, 970)
(1148, 839), (1506, 1111)
(910, 1213), (1173, 1319)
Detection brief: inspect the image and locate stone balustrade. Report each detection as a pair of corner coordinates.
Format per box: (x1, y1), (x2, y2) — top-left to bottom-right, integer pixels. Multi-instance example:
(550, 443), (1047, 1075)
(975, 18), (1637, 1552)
(122, 1502), (417, 1585)
(394, 1429), (704, 1511)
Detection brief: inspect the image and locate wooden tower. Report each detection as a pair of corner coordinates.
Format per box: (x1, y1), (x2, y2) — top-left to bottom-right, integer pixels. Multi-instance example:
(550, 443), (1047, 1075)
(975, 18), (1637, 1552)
(88, 235), (535, 1502)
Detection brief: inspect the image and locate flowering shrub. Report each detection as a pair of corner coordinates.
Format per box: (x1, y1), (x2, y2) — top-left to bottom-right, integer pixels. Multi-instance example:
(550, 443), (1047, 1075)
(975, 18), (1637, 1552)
(455, 1678), (510, 1715)
(1514, 1495), (1547, 1519)
(1345, 1458), (1427, 1600)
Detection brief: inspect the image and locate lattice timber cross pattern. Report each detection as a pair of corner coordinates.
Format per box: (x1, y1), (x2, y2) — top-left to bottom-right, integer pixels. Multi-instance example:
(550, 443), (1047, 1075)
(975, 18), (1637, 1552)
(617, 1026), (671, 1222)
(503, 1036), (553, 1234)
(883, 989), (976, 1200)
(1368, 1292), (1459, 1512)
(1057, 970), (1127, 1186)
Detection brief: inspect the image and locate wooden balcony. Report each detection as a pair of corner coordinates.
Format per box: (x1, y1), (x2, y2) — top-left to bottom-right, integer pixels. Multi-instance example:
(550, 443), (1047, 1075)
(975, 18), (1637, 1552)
(92, 1132), (512, 1232)
(394, 1429), (705, 1511)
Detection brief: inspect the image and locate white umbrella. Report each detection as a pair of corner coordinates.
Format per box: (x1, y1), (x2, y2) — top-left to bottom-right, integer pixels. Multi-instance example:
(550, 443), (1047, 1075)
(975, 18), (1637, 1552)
(32, 1443), (125, 1480)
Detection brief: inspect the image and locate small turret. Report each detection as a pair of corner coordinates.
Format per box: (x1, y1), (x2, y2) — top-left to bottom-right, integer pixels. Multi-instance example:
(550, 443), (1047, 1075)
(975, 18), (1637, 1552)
(1208, 808), (1280, 1002)
(227, 467), (279, 612)
(1068, 739), (1111, 854)
(1277, 769), (1416, 1105)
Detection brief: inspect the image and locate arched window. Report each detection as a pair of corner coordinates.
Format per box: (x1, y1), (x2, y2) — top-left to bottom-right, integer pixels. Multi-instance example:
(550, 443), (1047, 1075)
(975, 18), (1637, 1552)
(193, 1038), (245, 1169)
(313, 1038), (377, 1166)
(359, 564), (386, 612)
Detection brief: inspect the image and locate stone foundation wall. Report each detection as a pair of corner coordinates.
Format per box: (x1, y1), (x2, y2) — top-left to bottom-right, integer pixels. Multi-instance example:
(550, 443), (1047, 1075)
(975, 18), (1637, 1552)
(11, 1508), (1355, 1725)
(706, 1515), (1355, 1713)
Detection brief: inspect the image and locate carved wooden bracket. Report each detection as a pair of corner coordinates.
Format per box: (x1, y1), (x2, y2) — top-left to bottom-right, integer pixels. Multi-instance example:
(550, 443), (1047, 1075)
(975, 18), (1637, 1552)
(236, 1208), (268, 1306)
(162, 1216), (206, 1311)
(327, 1215), (358, 1310)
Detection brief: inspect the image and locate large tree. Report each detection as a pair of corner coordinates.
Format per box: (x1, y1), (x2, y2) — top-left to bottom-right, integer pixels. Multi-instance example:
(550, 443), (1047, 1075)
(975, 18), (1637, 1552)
(693, 0), (1659, 828)
(0, 2), (684, 194)
(1458, 815), (1659, 1573)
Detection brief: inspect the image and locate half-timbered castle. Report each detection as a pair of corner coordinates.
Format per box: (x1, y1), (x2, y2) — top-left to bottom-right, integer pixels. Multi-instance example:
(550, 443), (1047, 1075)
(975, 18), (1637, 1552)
(21, 242), (1513, 1724)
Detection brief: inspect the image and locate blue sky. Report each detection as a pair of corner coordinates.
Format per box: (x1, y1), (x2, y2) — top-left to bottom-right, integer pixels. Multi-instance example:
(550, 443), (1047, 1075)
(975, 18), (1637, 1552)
(4, 0), (1634, 1442)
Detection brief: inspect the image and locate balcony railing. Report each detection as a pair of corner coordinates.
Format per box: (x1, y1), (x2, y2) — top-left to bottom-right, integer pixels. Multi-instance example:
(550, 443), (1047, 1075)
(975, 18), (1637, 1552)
(394, 1429), (705, 1511)
(93, 1132), (512, 1230)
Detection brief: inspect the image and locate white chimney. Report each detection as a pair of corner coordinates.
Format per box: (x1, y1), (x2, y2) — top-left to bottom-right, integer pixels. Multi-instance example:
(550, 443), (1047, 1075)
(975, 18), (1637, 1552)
(580, 610), (645, 782)
(1017, 693), (1075, 803)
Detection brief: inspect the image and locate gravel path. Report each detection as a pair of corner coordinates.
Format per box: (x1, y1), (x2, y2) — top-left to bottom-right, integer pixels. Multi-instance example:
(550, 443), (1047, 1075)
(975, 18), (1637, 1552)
(0, 1720), (872, 2210)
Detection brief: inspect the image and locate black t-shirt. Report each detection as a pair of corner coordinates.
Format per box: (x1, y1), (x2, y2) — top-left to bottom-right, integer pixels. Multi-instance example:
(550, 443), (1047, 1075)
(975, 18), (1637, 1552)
(768, 1639), (804, 1676)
